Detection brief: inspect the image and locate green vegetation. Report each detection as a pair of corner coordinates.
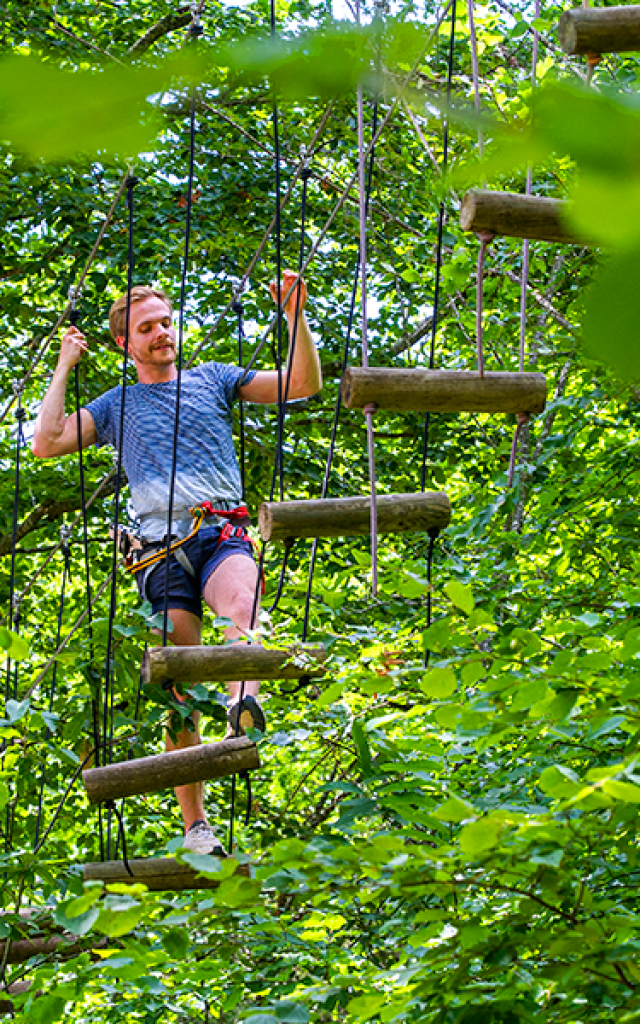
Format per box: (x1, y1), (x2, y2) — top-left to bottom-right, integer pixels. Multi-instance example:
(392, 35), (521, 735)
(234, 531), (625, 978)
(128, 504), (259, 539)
(1, 0), (640, 1021)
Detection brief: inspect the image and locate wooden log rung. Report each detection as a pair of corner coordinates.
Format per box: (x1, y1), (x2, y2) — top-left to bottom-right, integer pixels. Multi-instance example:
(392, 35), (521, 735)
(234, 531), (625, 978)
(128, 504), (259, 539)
(83, 735), (259, 805)
(0, 935), (83, 965)
(460, 190), (577, 244)
(341, 368), (547, 415)
(558, 5), (640, 55)
(84, 856), (250, 891)
(142, 642), (327, 687)
(259, 491), (451, 543)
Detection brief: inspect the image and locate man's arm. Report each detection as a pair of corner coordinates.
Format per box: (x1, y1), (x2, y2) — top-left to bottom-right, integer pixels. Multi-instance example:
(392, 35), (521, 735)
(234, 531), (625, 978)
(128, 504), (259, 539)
(32, 326), (97, 458)
(238, 271), (322, 404)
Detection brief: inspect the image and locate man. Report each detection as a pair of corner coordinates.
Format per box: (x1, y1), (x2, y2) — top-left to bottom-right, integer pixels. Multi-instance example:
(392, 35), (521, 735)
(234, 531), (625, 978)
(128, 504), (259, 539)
(32, 271), (321, 854)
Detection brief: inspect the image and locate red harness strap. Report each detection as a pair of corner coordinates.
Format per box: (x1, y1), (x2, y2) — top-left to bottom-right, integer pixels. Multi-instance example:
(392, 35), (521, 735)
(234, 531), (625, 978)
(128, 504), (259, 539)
(196, 502), (265, 595)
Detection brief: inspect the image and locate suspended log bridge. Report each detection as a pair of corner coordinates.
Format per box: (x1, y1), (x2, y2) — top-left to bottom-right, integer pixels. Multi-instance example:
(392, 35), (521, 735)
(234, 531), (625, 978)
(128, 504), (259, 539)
(259, 492), (451, 543)
(341, 368), (547, 415)
(459, 190), (577, 244)
(142, 642), (327, 687)
(83, 735), (259, 805)
(559, 5), (640, 55)
(84, 856), (250, 891)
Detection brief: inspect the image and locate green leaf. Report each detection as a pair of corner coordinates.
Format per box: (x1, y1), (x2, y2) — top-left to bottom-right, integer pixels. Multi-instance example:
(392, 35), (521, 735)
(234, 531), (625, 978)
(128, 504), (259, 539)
(420, 666), (456, 699)
(444, 581), (475, 615)
(94, 904), (143, 937)
(162, 927), (191, 958)
(5, 698), (28, 723)
(353, 720), (372, 778)
(459, 818), (502, 855)
(433, 795), (476, 823)
(602, 779), (640, 803)
(275, 1002), (309, 1022)
(583, 246), (640, 382)
(53, 902), (100, 937)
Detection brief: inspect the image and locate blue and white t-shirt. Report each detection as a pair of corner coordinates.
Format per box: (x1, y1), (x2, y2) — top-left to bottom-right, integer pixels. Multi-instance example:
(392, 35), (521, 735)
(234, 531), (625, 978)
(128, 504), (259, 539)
(85, 362), (255, 542)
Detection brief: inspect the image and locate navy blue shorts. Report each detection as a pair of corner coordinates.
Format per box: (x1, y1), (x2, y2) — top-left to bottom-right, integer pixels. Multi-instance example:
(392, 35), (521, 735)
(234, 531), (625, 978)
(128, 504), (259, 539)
(138, 524), (256, 619)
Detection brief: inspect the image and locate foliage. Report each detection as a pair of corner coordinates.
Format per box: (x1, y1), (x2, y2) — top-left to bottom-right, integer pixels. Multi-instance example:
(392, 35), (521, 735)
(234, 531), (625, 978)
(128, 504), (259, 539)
(1, 1), (640, 1022)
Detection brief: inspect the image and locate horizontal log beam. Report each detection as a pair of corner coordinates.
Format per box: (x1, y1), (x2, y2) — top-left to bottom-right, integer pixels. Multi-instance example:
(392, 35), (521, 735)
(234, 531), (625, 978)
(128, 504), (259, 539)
(342, 368), (547, 414)
(83, 736), (259, 805)
(0, 935), (84, 964)
(460, 190), (578, 244)
(142, 642), (327, 687)
(259, 492), (451, 542)
(558, 5), (640, 55)
(84, 856), (250, 891)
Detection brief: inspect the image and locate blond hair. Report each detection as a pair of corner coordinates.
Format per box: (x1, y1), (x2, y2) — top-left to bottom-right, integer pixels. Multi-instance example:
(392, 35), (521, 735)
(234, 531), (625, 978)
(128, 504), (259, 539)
(109, 286), (172, 340)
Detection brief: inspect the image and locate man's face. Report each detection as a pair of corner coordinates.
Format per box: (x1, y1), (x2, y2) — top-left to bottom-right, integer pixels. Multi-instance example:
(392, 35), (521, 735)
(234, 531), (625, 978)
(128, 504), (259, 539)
(116, 296), (176, 370)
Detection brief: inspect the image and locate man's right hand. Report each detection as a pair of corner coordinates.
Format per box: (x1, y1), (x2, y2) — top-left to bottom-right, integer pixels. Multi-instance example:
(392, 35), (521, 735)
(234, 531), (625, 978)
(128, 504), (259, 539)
(58, 326), (88, 372)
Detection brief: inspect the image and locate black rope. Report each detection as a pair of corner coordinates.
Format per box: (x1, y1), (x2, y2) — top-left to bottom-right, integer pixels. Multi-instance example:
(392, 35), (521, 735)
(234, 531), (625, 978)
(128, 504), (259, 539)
(34, 535), (71, 847)
(6, 390), (26, 703)
(103, 174), (138, 856)
(420, 0), (457, 482)
(268, 537), (294, 614)
(420, 0), (456, 667)
(234, 298), (247, 502)
(70, 302), (104, 859)
(301, 105), (379, 643)
(106, 800), (133, 877)
(161, 60), (198, 648)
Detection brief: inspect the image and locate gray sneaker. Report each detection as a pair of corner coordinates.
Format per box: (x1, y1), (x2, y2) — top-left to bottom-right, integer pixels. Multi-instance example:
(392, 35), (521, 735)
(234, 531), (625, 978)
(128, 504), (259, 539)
(182, 820), (225, 856)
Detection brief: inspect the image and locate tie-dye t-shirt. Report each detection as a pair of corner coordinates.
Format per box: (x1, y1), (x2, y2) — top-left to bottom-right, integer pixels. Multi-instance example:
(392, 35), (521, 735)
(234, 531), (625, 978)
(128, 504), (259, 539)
(85, 362), (255, 542)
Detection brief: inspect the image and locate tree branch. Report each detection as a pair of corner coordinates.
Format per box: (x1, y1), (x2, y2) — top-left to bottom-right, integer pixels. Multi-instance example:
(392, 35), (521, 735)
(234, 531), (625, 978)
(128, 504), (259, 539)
(0, 476), (117, 557)
(128, 8), (192, 56)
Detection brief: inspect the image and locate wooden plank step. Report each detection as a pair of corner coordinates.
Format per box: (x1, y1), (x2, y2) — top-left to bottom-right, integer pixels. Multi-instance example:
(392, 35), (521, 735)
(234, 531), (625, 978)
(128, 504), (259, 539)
(460, 190), (577, 244)
(142, 642), (327, 687)
(259, 492), (451, 543)
(84, 855), (250, 891)
(341, 368), (547, 415)
(559, 5), (640, 55)
(83, 736), (259, 805)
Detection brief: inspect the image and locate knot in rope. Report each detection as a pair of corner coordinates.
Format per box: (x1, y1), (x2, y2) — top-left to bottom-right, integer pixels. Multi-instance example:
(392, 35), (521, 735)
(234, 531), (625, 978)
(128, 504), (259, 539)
(476, 230), (495, 245)
(14, 407), (26, 423)
(363, 402), (377, 416)
(516, 412), (530, 427)
(232, 298), (244, 315)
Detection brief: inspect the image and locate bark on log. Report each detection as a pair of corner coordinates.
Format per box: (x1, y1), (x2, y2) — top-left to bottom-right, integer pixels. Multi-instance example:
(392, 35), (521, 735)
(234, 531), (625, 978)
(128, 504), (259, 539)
(84, 856), (250, 891)
(142, 643), (327, 686)
(341, 368), (547, 414)
(259, 492), (451, 542)
(83, 736), (259, 805)
(0, 935), (84, 964)
(460, 190), (578, 244)
(558, 5), (640, 55)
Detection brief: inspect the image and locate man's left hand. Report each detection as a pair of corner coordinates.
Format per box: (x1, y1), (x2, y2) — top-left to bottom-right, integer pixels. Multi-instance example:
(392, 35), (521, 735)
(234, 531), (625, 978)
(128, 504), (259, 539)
(270, 269), (307, 319)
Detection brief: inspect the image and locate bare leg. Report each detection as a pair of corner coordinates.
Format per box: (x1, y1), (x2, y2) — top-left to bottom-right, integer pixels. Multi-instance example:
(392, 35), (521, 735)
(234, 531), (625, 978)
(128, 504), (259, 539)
(202, 554), (261, 702)
(160, 608), (204, 833)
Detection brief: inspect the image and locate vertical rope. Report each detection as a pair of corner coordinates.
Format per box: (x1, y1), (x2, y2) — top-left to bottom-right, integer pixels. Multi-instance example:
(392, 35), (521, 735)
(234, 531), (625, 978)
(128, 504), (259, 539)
(420, 0), (457, 667)
(102, 176), (137, 860)
(161, 29), (200, 647)
(34, 533), (71, 847)
(421, 0), (457, 484)
(357, 62), (379, 596)
(301, 102), (379, 642)
(508, 0), (539, 489)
